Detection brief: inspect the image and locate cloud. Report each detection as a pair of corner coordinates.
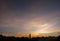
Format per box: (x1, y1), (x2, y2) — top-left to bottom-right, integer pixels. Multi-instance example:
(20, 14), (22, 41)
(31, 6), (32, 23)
(0, 12), (60, 33)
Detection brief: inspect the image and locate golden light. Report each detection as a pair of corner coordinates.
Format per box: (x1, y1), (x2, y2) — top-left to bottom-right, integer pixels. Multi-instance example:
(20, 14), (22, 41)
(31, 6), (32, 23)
(33, 23), (52, 33)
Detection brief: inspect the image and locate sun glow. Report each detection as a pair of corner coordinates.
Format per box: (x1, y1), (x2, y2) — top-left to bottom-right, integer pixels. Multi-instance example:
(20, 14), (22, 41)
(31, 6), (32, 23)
(32, 23), (53, 33)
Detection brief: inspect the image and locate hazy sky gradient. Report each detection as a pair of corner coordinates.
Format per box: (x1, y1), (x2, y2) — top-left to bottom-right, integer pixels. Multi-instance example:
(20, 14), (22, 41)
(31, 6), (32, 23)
(0, 0), (60, 36)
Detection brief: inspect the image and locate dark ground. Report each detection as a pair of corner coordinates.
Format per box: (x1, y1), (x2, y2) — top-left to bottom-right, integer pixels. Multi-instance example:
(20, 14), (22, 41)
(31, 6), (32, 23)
(0, 35), (60, 41)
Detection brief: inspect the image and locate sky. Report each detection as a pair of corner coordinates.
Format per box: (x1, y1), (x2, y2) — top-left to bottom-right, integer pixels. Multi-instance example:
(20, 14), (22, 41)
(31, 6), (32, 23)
(0, 0), (60, 37)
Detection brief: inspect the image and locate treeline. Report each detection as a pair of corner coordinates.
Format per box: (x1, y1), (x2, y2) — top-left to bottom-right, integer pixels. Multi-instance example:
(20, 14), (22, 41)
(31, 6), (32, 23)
(0, 35), (60, 41)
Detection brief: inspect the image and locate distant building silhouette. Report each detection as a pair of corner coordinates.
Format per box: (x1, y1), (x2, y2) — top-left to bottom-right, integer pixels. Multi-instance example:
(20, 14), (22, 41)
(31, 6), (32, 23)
(29, 33), (31, 38)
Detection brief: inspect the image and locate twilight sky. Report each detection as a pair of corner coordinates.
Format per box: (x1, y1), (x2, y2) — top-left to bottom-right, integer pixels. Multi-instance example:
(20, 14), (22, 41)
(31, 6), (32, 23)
(0, 0), (60, 36)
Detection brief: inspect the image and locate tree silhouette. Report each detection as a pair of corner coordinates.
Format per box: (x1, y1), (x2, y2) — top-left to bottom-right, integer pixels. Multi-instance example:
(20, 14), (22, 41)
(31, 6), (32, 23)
(0, 34), (60, 41)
